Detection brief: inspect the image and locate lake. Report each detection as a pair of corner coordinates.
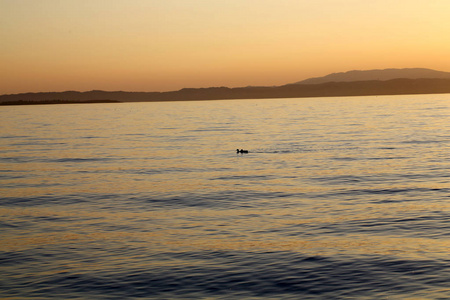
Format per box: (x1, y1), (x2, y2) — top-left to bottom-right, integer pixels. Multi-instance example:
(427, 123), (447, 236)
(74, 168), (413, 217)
(1, 94), (449, 299)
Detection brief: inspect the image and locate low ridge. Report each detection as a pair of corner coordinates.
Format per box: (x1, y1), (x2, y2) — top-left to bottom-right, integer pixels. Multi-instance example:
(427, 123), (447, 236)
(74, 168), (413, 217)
(294, 68), (450, 85)
(2, 68), (450, 104)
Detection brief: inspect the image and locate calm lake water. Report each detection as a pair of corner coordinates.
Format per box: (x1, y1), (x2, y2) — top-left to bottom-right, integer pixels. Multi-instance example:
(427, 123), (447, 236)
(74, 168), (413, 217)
(1, 94), (449, 299)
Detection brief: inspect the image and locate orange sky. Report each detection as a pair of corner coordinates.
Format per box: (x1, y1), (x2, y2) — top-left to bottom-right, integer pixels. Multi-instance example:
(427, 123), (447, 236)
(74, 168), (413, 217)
(1, 0), (450, 94)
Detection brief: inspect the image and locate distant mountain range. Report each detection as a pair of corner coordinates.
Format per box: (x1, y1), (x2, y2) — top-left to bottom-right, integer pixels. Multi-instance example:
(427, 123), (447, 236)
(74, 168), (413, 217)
(293, 68), (450, 85)
(2, 68), (450, 105)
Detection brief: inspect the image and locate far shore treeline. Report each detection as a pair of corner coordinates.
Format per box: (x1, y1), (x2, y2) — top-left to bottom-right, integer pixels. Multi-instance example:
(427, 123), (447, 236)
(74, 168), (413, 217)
(2, 78), (450, 105)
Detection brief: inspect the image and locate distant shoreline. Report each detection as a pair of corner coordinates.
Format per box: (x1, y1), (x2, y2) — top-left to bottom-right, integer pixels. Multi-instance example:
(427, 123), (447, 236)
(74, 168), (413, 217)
(2, 78), (450, 106)
(0, 99), (121, 106)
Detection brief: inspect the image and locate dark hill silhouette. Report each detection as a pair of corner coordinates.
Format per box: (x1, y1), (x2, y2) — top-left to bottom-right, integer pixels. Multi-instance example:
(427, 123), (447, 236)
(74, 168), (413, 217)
(293, 68), (450, 85)
(2, 69), (450, 105)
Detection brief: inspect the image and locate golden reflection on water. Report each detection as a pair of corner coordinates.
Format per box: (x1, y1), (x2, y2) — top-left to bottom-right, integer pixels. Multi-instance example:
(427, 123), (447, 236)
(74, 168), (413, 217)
(1, 97), (450, 272)
(1, 97), (450, 300)
(3, 216), (449, 260)
(2, 197), (449, 259)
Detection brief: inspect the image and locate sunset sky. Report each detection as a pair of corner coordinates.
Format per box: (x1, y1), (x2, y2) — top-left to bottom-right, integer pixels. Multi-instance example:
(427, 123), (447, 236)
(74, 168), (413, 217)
(1, 0), (450, 94)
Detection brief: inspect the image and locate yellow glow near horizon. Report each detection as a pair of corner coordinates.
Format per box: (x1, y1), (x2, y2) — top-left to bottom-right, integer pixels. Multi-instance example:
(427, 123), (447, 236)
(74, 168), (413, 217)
(1, 0), (450, 94)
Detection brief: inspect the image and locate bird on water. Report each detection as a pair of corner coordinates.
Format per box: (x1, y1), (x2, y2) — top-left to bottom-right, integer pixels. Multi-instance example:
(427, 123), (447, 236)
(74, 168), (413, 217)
(236, 149), (249, 153)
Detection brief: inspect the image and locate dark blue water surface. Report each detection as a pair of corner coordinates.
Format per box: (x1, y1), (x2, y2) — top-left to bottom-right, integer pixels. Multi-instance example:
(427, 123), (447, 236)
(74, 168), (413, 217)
(1, 95), (450, 299)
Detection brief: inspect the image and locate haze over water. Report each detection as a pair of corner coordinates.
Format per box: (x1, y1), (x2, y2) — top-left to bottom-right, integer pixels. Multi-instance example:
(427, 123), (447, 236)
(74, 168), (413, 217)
(1, 94), (449, 299)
